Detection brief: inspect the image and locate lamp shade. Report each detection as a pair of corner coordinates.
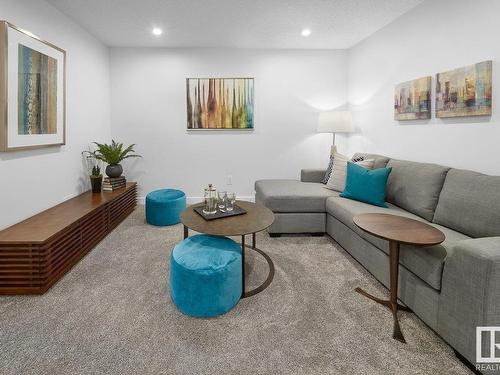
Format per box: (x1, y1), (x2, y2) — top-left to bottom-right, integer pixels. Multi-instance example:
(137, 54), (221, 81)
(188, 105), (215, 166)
(317, 111), (354, 133)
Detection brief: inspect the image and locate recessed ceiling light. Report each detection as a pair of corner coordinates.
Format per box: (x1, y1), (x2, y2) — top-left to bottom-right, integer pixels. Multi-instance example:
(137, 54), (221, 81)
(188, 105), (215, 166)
(301, 29), (311, 37)
(152, 27), (163, 36)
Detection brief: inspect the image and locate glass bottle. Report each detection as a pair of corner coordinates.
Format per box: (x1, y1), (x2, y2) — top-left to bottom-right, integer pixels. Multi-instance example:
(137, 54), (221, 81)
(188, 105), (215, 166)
(203, 184), (217, 215)
(231, 80), (237, 128)
(220, 81), (226, 129)
(196, 81), (202, 129)
(246, 81), (253, 128)
(186, 80), (193, 129)
(225, 87), (232, 129)
(207, 79), (217, 129)
(216, 80), (223, 128)
(201, 82), (208, 129)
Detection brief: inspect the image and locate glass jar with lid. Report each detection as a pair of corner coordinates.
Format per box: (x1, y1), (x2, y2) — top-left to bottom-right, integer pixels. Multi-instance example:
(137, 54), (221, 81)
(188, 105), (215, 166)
(203, 184), (217, 215)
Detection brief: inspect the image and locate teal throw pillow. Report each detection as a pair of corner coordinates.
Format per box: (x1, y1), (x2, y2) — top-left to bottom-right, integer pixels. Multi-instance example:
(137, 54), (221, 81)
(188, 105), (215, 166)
(340, 162), (392, 207)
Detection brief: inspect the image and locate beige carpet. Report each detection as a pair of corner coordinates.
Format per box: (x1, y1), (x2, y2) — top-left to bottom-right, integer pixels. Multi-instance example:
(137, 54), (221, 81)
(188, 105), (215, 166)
(0, 207), (471, 375)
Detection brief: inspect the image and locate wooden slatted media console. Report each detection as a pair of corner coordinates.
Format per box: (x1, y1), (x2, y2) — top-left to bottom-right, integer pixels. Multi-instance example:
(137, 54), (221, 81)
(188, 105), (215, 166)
(0, 183), (137, 295)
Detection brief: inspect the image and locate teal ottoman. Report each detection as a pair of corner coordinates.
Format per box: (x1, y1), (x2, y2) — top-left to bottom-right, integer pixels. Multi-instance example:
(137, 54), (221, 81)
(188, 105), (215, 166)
(170, 234), (242, 318)
(146, 189), (186, 226)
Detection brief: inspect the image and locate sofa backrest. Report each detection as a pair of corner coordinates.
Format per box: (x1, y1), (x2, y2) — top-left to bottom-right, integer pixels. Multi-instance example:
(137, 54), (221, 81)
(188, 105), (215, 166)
(385, 159), (450, 222)
(433, 169), (500, 238)
(352, 153), (390, 169)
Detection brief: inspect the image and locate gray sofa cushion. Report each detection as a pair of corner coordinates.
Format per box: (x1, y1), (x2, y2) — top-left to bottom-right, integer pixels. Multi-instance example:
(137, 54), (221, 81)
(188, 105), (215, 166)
(352, 152), (390, 169)
(301, 169), (327, 183)
(326, 196), (470, 290)
(255, 180), (340, 213)
(433, 169), (500, 238)
(385, 159), (450, 222)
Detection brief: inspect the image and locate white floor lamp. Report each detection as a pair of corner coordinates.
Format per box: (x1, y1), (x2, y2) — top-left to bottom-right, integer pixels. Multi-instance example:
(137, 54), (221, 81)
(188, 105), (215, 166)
(317, 111), (354, 155)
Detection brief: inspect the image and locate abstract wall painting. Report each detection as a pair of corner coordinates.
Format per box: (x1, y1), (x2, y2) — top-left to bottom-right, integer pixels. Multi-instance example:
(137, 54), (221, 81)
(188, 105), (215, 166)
(394, 76), (431, 120)
(186, 78), (254, 130)
(436, 61), (492, 118)
(0, 21), (66, 151)
(18, 45), (58, 136)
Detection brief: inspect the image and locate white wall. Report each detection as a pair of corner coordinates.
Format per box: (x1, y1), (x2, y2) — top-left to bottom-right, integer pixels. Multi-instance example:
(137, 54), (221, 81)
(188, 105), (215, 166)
(110, 48), (347, 201)
(7, 0), (495, 229)
(347, 0), (500, 175)
(0, 0), (111, 229)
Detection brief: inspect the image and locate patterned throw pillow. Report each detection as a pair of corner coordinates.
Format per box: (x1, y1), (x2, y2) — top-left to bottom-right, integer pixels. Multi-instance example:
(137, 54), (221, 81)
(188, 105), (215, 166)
(321, 155), (364, 184)
(351, 155), (365, 163)
(321, 154), (335, 184)
(325, 153), (374, 192)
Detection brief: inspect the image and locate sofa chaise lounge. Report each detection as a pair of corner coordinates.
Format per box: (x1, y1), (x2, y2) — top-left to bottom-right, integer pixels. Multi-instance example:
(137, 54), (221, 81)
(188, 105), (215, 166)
(255, 153), (500, 369)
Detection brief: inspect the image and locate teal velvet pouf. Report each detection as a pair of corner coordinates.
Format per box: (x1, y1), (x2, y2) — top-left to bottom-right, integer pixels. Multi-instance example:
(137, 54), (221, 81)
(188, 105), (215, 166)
(145, 189), (186, 226)
(170, 234), (242, 318)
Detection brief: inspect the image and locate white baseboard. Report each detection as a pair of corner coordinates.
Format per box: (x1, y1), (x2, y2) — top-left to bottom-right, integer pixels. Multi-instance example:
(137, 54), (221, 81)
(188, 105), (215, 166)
(137, 196), (255, 205)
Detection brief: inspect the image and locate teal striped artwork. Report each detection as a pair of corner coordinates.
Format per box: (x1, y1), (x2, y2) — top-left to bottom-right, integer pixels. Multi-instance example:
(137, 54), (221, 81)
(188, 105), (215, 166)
(18, 44), (58, 135)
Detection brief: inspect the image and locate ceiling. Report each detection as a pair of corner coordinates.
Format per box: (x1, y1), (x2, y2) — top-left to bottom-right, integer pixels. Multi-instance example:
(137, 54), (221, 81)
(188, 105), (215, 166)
(47, 0), (423, 49)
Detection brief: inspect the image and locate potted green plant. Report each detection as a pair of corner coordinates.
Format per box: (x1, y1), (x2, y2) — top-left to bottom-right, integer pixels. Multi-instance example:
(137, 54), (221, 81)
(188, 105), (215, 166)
(82, 151), (103, 193)
(90, 164), (103, 193)
(92, 140), (141, 178)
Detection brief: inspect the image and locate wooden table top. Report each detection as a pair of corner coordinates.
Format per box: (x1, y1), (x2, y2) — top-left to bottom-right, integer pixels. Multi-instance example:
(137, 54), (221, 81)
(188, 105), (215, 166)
(181, 200), (275, 236)
(353, 213), (445, 246)
(0, 183), (137, 244)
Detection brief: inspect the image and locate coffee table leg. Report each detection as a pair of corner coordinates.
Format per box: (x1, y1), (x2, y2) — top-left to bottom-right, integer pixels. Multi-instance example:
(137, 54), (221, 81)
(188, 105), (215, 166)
(241, 235), (246, 298)
(355, 240), (409, 343)
(240, 231), (275, 299)
(183, 225), (188, 239)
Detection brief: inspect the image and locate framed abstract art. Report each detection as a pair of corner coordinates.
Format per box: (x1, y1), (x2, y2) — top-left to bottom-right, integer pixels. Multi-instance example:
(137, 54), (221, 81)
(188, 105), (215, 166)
(186, 78), (254, 130)
(0, 21), (66, 151)
(394, 76), (431, 120)
(436, 60), (492, 118)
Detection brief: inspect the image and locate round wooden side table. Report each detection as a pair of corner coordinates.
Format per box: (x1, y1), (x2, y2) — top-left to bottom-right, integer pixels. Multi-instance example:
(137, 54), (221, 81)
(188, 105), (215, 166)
(181, 200), (275, 298)
(353, 213), (445, 343)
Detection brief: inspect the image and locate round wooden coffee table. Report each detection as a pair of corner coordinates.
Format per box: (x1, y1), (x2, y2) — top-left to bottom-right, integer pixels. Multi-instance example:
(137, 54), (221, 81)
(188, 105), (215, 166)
(181, 200), (275, 298)
(353, 213), (445, 343)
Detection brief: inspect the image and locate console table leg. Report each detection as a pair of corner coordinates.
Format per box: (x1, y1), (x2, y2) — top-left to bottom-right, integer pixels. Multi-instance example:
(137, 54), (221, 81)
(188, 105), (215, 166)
(389, 241), (405, 343)
(355, 240), (408, 343)
(183, 225), (188, 239)
(252, 232), (256, 249)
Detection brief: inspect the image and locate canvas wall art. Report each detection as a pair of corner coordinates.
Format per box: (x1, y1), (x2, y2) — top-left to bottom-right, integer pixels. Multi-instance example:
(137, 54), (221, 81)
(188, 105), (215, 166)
(436, 61), (492, 118)
(394, 76), (431, 120)
(0, 21), (66, 151)
(186, 78), (254, 130)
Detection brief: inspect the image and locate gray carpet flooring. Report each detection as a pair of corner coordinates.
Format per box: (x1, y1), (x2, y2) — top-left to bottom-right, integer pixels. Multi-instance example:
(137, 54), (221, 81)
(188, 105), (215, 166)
(0, 207), (471, 375)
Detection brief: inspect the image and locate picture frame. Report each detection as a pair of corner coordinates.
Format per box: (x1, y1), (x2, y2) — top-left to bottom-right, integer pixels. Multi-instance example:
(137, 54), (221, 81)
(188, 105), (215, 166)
(186, 78), (254, 131)
(394, 76), (431, 121)
(436, 60), (492, 118)
(0, 21), (66, 151)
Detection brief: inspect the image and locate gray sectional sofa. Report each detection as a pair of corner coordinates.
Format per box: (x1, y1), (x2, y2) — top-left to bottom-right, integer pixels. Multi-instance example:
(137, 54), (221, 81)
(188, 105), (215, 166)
(255, 153), (500, 369)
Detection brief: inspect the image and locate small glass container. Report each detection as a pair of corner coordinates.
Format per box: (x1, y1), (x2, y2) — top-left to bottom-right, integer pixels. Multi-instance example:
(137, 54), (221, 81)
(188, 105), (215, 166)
(226, 192), (236, 212)
(217, 191), (227, 212)
(203, 184), (217, 215)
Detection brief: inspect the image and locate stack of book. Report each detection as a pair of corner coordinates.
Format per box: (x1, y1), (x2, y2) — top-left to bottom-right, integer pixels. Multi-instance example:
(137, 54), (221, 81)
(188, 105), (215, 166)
(103, 176), (126, 191)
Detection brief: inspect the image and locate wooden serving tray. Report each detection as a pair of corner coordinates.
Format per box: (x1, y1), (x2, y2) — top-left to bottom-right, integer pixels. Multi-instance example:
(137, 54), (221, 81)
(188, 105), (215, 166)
(193, 204), (247, 221)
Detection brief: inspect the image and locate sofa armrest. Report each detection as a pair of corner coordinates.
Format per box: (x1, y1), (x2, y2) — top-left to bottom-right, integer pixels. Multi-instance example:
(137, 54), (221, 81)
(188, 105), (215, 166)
(300, 169), (326, 183)
(438, 237), (500, 365)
